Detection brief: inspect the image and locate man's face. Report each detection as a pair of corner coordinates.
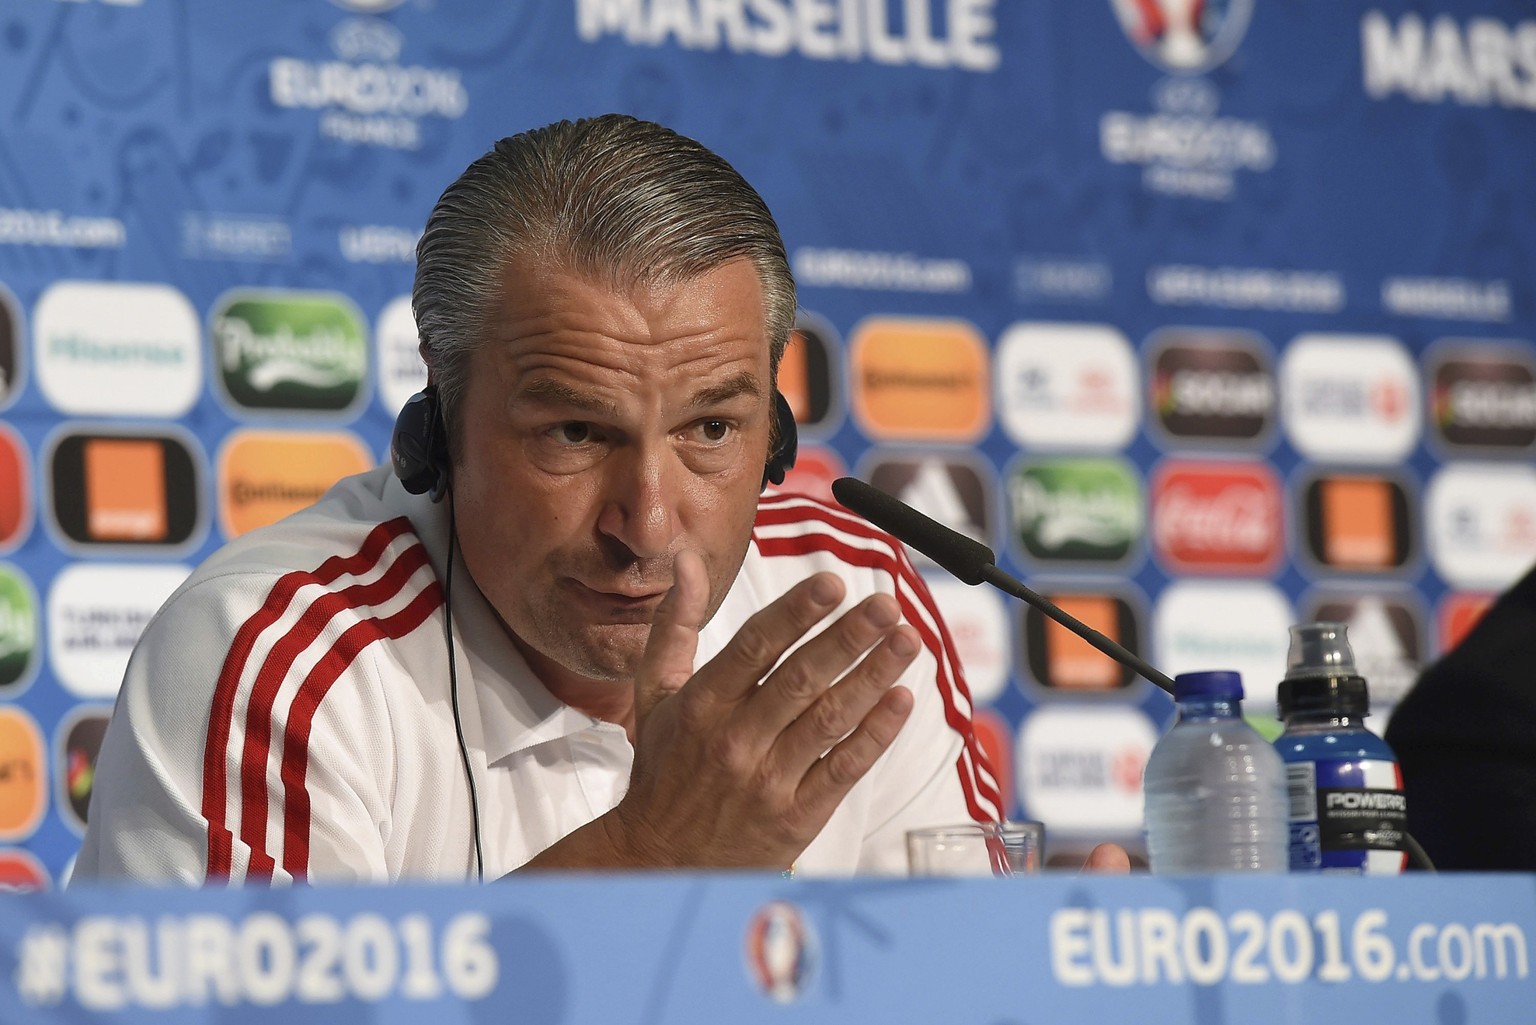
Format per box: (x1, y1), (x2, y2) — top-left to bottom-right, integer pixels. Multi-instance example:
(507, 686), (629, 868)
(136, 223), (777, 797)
(451, 257), (774, 692)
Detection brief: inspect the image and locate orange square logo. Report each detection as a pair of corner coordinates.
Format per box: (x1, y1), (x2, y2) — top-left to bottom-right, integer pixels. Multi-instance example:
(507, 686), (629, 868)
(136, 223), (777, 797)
(85, 438), (167, 541)
(1045, 596), (1121, 689)
(1321, 477), (1393, 567)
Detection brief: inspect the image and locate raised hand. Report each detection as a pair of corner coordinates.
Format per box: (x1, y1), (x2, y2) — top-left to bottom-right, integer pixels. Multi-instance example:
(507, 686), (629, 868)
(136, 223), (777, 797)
(604, 548), (918, 869)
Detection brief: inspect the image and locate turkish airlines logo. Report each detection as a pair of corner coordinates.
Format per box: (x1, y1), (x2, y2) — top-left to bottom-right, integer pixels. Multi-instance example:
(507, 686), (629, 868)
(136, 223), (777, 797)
(47, 563), (189, 699)
(996, 323), (1139, 450)
(47, 428), (203, 550)
(849, 317), (989, 441)
(1151, 459), (1283, 574)
(1428, 344), (1536, 450)
(923, 575), (1009, 705)
(1110, 0), (1255, 75)
(1149, 328), (1274, 442)
(1281, 334), (1421, 463)
(0, 424), (30, 553)
(1023, 589), (1142, 691)
(1301, 473), (1412, 573)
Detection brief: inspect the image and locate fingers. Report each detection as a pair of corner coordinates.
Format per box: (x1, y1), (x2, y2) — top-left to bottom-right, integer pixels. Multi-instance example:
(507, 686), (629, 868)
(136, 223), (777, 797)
(1080, 842), (1132, 874)
(634, 549), (711, 722)
(794, 683), (914, 815)
(689, 570), (847, 704)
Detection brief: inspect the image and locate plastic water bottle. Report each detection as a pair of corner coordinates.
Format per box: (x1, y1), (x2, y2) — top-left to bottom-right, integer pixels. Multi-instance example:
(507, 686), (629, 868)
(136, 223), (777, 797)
(1274, 622), (1408, 874)
(1144, 670), (1288, 873)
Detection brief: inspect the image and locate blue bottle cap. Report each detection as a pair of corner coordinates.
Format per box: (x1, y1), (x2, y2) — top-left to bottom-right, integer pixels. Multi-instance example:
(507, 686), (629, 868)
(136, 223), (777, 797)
(1173, 670), (1244, 701)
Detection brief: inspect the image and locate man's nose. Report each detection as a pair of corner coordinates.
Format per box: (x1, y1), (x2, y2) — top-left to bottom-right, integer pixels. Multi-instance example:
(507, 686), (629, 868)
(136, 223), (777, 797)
(595, 442), (678, 561)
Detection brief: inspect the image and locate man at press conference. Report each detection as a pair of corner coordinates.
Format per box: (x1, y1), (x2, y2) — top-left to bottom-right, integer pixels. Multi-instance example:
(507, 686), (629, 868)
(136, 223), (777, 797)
(74, 114), (1130, 883)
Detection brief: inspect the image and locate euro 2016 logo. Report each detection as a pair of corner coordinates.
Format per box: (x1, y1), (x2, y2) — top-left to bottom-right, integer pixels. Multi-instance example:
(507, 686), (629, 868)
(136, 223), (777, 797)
(1110, 0), (1255, 75)
(743, 901), (817, 1003)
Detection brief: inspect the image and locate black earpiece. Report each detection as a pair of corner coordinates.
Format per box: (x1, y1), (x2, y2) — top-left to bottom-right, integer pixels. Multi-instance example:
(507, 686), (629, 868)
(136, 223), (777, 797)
(391, 385), (451, 502)
(763, 390), (799, 490)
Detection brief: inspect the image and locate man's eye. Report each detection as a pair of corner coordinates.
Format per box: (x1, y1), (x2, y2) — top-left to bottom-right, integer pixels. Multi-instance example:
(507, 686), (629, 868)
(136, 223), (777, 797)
(699, 420), (730, 442)
(555, 422), (592, 444)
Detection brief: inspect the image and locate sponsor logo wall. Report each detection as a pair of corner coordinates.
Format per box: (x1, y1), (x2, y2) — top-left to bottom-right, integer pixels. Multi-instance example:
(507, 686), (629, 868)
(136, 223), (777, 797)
(1, 0), (1533, 879)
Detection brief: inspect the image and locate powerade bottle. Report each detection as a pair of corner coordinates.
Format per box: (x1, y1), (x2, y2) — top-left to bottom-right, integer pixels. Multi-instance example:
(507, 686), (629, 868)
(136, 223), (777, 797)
(1275, 622), (1408, 874)
(1143, 670), (1288, 873)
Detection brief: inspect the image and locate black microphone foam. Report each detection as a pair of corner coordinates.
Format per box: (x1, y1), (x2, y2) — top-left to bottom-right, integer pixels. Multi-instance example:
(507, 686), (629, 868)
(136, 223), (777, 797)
(831, 476), (1175, 693)
(831, 476), (995, 585)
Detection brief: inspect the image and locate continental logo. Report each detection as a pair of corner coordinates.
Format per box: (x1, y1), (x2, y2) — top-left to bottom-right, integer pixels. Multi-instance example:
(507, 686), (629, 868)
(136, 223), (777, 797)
(1111, 0), (1255, 75)
(1008, 457), (1141, 565)
(0, 707), (45, 842)
(57, 707), (110, 833)
(212, 290), (368, 414)
(849, 318), (989, 441)
(1429, 345), (1536, 450)
(782, 312), (839, 431)
(1149, 328), (1274, 442)
(0, 563), (39, 696)
(0, 281), (19, 410)
(0, 423), (29, 553)
(866, 456), (993, 559)
(218, 430), (372, 538)
(1023, 590), (1141, 691)
(47, 427), (203, 550)
(1151, 459), (1283, 575)
(1301, 473), (1412, 572)
(34, 281), (202, 418)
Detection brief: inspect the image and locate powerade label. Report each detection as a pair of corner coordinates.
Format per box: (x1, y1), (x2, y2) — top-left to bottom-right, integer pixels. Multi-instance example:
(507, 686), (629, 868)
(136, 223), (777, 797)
(1285, 756), (1407, 873)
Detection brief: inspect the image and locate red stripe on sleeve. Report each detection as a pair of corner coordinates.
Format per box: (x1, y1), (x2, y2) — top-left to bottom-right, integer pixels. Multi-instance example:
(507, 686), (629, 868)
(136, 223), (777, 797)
(238, 544), (432, 878)
(201, 517), (416, 882)
(279, 582), (444, 879)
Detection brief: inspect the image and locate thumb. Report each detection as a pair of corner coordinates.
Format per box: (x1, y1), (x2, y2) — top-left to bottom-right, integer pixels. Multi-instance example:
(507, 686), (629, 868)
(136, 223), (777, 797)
(634, 549), (710, 722)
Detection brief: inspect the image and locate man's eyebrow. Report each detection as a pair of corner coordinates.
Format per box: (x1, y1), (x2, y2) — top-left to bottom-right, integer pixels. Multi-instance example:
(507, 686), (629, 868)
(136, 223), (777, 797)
(516, 378), (621, 418)
(688, 372), (763, 412)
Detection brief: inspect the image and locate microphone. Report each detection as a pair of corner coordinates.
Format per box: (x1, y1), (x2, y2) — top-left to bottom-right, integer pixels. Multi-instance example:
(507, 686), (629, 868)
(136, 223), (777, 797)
(831, 476), (1175, 694)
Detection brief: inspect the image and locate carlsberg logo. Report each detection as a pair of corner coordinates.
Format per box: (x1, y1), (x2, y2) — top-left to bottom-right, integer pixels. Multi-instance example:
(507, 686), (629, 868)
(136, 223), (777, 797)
(1010, 460), (1142, 562)
(214, 292), (367, 413)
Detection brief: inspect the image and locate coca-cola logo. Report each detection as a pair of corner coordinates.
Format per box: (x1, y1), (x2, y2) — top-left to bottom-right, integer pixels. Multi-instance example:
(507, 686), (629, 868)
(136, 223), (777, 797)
(1151, 460), (1283, 573)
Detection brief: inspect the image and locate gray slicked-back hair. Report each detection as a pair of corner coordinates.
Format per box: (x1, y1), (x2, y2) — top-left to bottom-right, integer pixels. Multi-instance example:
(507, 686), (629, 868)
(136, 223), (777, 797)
(412, 114), (796, 443)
